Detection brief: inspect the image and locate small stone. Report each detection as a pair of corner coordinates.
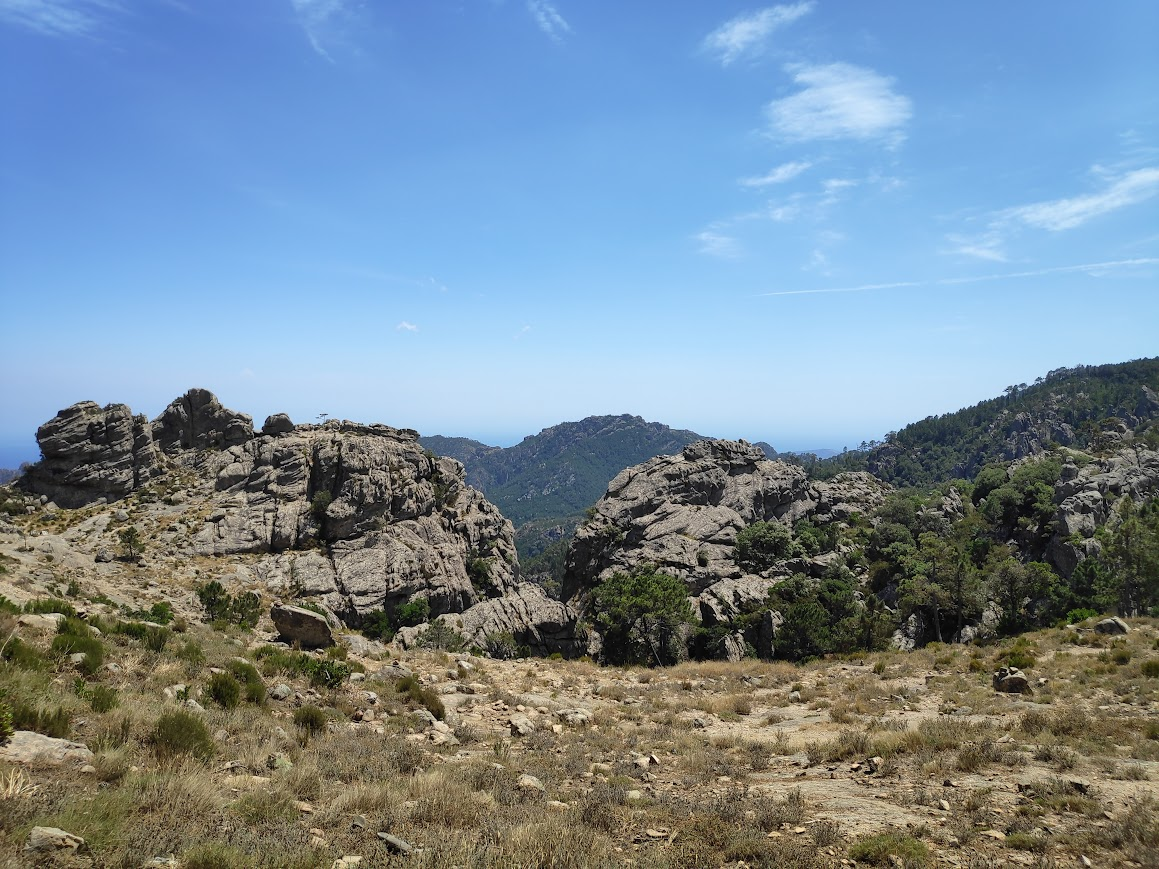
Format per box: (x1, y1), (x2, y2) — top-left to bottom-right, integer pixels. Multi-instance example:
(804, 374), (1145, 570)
(938, 800), (951, 812)
(509, 714), (536, 736)
(377, 832), (414, 854)
(645, 829), (667, 839)
(625, 789), (644, 801)
(296, 801), (314, 813)
(517, 773), (546, 793)
(351, 815), (367, 830)
(1080, 857), (1092, 868)
(980, 829), (1006, 840)
(271, 684), (293, 701)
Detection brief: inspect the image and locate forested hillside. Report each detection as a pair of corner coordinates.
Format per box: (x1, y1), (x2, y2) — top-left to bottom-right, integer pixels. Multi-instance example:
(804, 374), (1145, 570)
(795, 358), (1159, 487)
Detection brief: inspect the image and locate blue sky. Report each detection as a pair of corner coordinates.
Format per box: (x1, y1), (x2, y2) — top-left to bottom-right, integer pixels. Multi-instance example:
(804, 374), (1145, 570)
(1, 1), (1157, 467)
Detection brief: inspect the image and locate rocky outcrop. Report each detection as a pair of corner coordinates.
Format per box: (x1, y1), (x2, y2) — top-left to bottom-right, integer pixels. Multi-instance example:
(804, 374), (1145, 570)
(17, 389), (566, 649)
(563, 440), (889, 624)
(153, 387), (253, 453)
(439, 583), (583, 656)
(19, 401), (163, 508)
(0, 731), (94, 766)
(1047, 446), (1159, 577)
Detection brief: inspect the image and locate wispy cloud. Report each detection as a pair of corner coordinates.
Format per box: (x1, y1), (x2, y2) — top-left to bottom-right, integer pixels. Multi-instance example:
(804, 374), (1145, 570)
(396, 321), (419, 332)
(758, 258), (1159, 297)
(739, 160), (812, 188)
(695, 230), (742, 259)
(766, 62), (912, 145)
(515, 325), (532, 339)
(1003, 167), (1159, 231)
(702, 2), (814, 66)
(945, 166), (1159, 261)
(290, 0), (353, 61)
(0, 0), (122, 37)
(526, 0), (570, 42)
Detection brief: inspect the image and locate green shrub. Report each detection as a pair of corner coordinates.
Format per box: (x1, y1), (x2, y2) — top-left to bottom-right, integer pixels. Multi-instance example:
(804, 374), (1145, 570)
(360, 609), (394, 641)
(305, 657), (349, 689)
(195, 583), (261, 628)
(293, 705), (328, 740)
(1141, 659), (1159, 679)
(152, 710), (214, 761)
(23, 598), (77, 617)
(1, 636), (46, 670)
(176, 640), (206, 665)
(411, 622), (467, 653)
(11, 700), (71, 738)
(90, 685), (119, 713)
(50, 617), (104, 675)
(206, 672), (241, 709)
(1066, 608), (1099, 624)
(483, 631), (526, 660)
(848, 830), (930, 867)
(394, 598), (431, 628)
(396, 675), (445, 720)
(0, 697), (12, 745)
(734, 521), (803, 571)
(226, 660), (266, 705)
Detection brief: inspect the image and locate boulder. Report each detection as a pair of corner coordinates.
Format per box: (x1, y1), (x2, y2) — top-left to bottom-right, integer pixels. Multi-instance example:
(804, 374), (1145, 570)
(1094, 617), (1129, 635)
(271, 604), (334, 649)
(0, 731), (94, 766)
(25, 826), (85, 854)
(446, 583), (583, 656)
(262, 413), (295, 435)
(993, 666), (1033, 694)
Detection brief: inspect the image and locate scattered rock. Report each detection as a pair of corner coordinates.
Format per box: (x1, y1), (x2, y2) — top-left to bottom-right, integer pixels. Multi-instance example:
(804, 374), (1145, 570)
(376, 832), (415, 855)
(992, 666), (1033, 694)
(517, 773), (546, 793)
(25, 826), (85, 854)
(509, 714), (536, 736)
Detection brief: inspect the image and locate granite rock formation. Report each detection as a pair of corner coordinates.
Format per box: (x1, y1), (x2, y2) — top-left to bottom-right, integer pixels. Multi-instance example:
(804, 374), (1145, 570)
(563, 439), (889, 627)
(18, 389), (578, 652)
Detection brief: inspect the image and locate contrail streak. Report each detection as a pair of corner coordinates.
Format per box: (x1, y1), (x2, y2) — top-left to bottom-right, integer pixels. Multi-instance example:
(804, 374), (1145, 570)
(757, 258), (1159, 297)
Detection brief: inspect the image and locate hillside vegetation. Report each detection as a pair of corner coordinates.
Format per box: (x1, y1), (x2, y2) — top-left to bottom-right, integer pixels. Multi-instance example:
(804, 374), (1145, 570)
(796, 358), (1159, 487)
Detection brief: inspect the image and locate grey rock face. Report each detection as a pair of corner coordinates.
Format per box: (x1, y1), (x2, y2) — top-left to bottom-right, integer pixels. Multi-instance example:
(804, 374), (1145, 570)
(993, 666), (1032, 694)
(1094, 616), (1129, 635)
(154, 387), (254, 453)
(20, 401), (163, 508)
(563, 439), (888, 622)
(1047, 446), (1159, 577)
(270, 604), (334, 648)
(439, 583), (582, 656)
(25, 826), (86, 854)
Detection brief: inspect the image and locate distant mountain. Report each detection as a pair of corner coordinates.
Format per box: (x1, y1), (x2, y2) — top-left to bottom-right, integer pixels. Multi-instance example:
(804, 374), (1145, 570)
(804, 358), (1159, 487)
(422, 415), (706, 528)
(0, 469), (21, 485)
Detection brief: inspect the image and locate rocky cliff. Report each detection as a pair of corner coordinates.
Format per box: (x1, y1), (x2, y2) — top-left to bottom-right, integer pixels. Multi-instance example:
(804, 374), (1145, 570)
(17, 389), (579, 653)
(563, 439), (889, 626)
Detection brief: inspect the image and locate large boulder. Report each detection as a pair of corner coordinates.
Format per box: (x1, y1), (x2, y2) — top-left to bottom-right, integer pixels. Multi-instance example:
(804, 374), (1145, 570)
(19, 401), (163, 508)
(270, 603), (334, 648)
(442, 583), (584, 656)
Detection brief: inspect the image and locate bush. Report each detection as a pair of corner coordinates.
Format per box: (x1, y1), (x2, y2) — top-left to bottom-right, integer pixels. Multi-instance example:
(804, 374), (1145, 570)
(394, 598), (431, 628)
(195, 582), (261, 628)
(588, 565), (694, 666)
(1, 636), (46, 670)
(483, 631), (525, 660)
(50, 617), (104, 675)
(152, 710), (214, 761)
(293, 704), (328, 738)
(360, 609), (395, 641)
(1141, 659), (1159, 679)
(305, 657), (350, 689)
(411, 622), (467, 653)
(1067, 607), (1099, 624)
(226, 660), (267, 704)
(90, 685), (119, 713)
(205, 672), (241, 709)
(10, 700), (71, 738)
(734, 521), (802, 571)
(176, 640), (206, 666)
(0, 697), (12, 745)
(848, 830), (930, 867)
(396, 675), (446, 720)
(22, 598), (77, 617)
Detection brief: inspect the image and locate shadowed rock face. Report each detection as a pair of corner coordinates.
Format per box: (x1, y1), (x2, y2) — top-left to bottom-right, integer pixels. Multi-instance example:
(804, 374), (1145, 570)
(20, 401), (163, 508)
(18, 389), (579, 652)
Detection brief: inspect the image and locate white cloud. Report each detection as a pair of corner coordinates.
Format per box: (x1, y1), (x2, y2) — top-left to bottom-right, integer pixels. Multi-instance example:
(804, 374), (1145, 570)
(526, 0), (570, 42)
(703, 2), (813, 66)
(396, 321), (419, 332)
(695, 230), (741, 259)
(290, 0), (352, 60)
(0, 0), (122, 37)
(766, 62), (912, 145)
(1003, 167), (1159, 231)
(739, 160), (812, 188)
(943, 233), (1007, 263)
(515, 325), (532, 339)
